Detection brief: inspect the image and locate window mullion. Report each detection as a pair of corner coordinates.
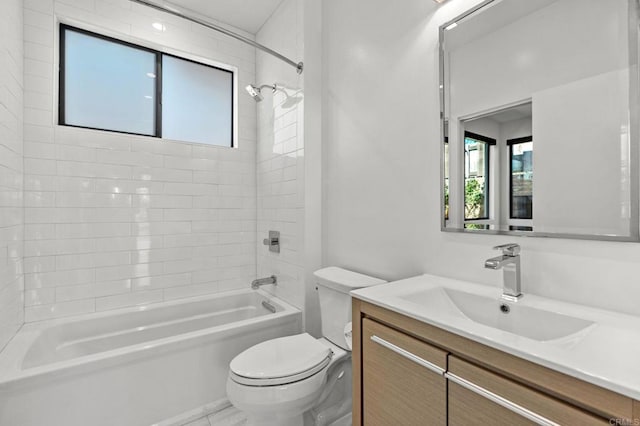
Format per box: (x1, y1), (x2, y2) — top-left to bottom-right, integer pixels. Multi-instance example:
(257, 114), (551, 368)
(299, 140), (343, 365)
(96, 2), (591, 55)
(156, 53), (163, 138)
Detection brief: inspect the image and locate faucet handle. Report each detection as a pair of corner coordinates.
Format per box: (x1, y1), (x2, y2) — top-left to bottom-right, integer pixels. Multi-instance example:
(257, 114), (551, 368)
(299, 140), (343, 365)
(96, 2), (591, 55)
(493, 243), (520, 256)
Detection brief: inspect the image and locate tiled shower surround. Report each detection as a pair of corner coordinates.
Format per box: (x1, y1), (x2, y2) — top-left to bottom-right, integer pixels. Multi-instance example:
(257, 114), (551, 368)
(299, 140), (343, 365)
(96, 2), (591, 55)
(256, 0), (305, 310)
(22, 0), (259, 321)
(0, 0), (24, 349)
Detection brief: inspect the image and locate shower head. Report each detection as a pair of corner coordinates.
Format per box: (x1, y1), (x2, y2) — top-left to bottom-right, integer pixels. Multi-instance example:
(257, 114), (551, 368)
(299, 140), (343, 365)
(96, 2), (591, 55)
(245, 83), (277, 102)
(245, 84), (264, 102)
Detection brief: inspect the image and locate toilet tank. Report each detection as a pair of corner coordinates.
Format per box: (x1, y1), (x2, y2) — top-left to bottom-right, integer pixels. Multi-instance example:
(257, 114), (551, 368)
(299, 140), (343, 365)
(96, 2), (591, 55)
(314, 267), (386, 350)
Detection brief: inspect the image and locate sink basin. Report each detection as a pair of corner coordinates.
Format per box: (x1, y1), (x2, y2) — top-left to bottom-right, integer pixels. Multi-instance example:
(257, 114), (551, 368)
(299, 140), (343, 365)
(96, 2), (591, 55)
(398, 287), (595, 342)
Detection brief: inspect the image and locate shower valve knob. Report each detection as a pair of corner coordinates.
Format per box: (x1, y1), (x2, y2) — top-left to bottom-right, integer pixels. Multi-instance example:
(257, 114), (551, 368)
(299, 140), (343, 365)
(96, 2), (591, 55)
(262, 231), (280, 253)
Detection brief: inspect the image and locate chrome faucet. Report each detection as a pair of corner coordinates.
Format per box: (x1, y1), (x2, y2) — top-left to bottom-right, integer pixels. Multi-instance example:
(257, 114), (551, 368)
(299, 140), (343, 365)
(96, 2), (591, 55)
(484, 243), (522, 302)
(251, 275), (277, 290)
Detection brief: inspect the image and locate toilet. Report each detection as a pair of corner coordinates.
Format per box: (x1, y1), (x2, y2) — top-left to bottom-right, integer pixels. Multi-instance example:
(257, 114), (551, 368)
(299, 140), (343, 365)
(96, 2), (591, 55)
(226, 267), (386, 426)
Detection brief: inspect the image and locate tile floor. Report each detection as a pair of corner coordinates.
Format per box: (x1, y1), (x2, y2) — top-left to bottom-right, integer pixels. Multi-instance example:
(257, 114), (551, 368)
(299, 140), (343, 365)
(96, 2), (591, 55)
(182, 405), (247, 426)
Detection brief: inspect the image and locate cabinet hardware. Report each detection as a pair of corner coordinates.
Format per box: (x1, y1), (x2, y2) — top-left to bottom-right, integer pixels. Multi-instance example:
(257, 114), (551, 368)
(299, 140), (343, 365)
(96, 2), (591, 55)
(445, 372), (560, 426)
(370, 335), (446, 376)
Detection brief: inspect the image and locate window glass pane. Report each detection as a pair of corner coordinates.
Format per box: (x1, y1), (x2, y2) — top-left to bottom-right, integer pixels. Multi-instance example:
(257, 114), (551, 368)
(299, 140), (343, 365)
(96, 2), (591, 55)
(444, 142), (449, 220)
(510, 141), (533, 219)
(162, 56), (233, 146)
(63, 28), (156, 135)
(464, 137), (489, 220)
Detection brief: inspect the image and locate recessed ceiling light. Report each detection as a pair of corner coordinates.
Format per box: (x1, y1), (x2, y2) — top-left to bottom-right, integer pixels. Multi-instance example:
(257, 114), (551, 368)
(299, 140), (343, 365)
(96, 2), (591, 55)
(152, 22), (166, 31)
(433, 0), (448, 3)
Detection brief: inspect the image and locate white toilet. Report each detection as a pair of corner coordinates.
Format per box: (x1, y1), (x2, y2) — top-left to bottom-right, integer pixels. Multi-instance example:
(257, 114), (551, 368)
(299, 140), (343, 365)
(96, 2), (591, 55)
(226, 267), (386, 426)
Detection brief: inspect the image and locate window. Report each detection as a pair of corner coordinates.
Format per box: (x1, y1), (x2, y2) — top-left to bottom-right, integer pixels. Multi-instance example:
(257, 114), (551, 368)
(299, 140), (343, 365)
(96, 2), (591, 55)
(508, 136), (533, 219)
(443, 123), (449, 221)
(464, 131), (495, 220)
(59, 25), (234, 147)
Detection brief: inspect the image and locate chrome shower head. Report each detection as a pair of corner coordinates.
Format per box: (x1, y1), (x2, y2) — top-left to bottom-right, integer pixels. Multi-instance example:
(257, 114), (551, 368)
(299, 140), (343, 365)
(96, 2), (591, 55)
(245, 84), (264, 102)
(245, 83), (277, 102)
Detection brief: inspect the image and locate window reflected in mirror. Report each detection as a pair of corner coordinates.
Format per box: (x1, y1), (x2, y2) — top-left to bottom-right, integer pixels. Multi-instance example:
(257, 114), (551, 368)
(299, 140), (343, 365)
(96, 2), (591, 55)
(464, 132), (493, 220)
(450, 102), (532, 231)
(509, 137), (533, 220)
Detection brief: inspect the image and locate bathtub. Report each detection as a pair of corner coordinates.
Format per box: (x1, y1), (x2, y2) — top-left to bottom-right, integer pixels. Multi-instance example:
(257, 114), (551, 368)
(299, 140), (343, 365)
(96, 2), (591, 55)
(0, 289), (301, 426)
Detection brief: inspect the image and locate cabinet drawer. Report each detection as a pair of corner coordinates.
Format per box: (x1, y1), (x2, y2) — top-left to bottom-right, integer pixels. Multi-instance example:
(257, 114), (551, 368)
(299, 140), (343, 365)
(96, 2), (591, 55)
(362, 318), (447, 425)
(448, 356), (608, 425)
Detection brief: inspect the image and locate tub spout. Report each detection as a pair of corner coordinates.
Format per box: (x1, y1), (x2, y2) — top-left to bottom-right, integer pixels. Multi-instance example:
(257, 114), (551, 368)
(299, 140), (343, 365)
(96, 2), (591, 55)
(251, 275), (277, 290)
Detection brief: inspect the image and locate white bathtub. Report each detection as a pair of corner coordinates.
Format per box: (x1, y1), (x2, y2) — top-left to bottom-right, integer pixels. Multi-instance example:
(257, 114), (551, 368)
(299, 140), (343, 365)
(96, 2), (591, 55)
(0, 289), (301, 426)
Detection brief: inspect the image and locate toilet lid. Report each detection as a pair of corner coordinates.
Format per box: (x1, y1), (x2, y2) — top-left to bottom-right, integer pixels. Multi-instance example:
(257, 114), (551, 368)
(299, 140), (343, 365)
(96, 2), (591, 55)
(229, 333), (333, 386)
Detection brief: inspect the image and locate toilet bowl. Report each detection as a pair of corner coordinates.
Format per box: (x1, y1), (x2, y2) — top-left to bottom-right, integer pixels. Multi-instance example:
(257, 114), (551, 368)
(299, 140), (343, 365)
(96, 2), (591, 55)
(226, 267), (386, 426)
(226, 334), (347, 426)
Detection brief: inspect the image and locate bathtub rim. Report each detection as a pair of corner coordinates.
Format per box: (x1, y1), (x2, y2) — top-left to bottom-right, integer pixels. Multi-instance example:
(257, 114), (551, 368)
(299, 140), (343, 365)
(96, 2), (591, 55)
(0, 288), (301, 387)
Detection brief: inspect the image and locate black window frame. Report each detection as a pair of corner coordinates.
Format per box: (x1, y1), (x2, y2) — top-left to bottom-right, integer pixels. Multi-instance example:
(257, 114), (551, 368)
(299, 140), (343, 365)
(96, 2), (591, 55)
(507, 136), (533, 220)
(463, 131), (495, 221)
(58, 24), (235, 147)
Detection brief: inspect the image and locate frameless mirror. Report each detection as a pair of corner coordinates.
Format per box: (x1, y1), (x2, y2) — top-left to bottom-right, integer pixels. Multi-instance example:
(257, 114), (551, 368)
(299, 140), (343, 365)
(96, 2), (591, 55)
(440, 0), (640, 241)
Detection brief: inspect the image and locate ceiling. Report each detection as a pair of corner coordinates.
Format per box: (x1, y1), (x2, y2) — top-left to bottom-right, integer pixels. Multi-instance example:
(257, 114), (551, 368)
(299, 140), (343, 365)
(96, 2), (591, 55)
(487, 103), (532, 124)
(168, 0), (284, 34)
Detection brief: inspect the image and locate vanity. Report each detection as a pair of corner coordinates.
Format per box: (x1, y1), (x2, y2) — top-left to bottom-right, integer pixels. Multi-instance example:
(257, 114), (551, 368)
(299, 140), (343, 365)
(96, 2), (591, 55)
(350, 274), (640, 425)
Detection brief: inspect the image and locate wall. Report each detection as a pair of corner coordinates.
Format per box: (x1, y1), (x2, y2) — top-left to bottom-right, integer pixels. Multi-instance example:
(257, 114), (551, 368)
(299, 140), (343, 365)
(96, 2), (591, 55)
(255, 0), (306, 311)
(302, 0), (323, 337)
(533, 70), (630, 235)
(0, 0), (24, 349)
(447, 0), (627, 118)
(322, 0), (640, 317)
(22, 0), (257, 321)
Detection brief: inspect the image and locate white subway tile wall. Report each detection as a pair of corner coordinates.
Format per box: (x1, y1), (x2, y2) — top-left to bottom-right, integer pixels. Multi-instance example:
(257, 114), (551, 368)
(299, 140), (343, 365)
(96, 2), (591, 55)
(256, 0), (305, 310)
(23, 0), (258, 321)
(0, 0), (24, 349)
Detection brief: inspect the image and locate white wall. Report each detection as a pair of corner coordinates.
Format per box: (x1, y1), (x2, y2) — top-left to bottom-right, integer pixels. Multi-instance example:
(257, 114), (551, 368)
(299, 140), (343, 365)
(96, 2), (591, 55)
(302, 0), (323, 337)
(22, 0), (258, 321)
(255, 0), (306, 310)
(321, 0), (640, 317)
(0, 0), (24, 349)
(448, 0), (628, 119)
(533, 70), (630, 235)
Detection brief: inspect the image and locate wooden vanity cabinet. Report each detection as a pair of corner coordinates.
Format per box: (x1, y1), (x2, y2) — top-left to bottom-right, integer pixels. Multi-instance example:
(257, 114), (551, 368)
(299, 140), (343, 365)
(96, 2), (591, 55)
(447, 356), (606, 425)
(353, 299), (639, 426)
(362, 318), (447, 425)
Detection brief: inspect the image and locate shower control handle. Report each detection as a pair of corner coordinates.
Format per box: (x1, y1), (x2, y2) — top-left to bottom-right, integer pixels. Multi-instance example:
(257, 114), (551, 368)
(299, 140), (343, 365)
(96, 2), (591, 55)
(262, 231), (280, 253)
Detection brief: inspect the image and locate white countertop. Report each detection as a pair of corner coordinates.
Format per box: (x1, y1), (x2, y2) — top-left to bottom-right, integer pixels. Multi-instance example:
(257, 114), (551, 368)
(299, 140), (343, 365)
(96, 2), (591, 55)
(351, 273), (640, 400)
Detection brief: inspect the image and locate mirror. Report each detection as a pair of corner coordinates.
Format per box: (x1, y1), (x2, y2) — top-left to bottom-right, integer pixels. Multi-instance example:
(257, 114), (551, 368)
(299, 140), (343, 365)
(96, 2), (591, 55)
(440, 0), (640, 240)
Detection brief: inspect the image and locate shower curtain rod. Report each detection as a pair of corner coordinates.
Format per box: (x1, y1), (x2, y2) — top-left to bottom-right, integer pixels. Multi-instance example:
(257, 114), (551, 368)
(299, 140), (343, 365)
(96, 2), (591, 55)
(129, 0), (304, 74)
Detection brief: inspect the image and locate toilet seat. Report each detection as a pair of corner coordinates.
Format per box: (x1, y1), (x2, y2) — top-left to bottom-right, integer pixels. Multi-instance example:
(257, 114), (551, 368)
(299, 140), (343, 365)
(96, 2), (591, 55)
(229, 333), (333, 386)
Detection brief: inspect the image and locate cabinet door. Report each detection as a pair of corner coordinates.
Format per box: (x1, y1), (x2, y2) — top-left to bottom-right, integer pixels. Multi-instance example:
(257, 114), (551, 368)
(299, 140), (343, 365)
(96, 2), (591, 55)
(362, 318), (447, 426)
(447, 356), (609, 426)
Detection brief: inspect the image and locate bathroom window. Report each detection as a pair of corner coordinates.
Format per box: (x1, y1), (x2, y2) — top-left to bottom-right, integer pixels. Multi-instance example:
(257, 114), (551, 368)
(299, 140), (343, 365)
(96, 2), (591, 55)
(508, 137), (533, 219)
(464, 131), (494, 220)
(59, 25), (234, 147)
